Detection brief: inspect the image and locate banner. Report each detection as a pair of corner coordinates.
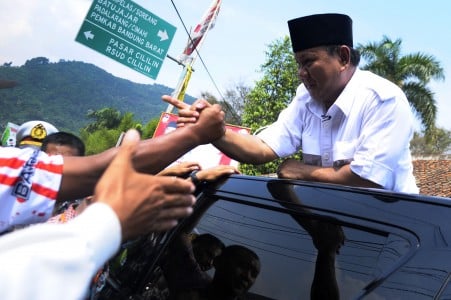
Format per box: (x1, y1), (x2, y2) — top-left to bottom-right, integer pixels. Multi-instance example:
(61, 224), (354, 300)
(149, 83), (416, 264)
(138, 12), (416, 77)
(1, 122), (19, 147)
(153, 112), (250, 169)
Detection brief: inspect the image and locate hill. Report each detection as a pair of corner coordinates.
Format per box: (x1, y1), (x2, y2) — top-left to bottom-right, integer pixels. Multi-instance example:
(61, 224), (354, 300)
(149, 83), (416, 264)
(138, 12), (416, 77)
(0, 57), (194, 133)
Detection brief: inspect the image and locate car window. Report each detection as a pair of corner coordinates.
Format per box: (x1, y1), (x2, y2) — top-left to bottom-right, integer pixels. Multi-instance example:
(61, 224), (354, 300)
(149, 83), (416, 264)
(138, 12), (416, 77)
(146, 197), (414, 300)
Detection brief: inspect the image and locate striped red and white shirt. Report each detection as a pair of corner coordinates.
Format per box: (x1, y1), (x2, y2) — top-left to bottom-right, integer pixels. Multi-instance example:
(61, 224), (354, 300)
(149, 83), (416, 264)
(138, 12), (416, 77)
(0, 147), (63, 233)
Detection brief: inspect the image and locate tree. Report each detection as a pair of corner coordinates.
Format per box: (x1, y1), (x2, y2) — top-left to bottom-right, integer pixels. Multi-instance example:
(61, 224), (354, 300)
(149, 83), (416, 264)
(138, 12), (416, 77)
(199, 90), (243, 125)
(84, 108), (122, 133)
(141, 117), (160, 139)
(410, 127), (451, 156)
(240, 36), (301, 175)
(221, 81), (251, 126)
(356, 36), (444, 135)
(80, 108), (143, 154)
(25, 57), (50, 66)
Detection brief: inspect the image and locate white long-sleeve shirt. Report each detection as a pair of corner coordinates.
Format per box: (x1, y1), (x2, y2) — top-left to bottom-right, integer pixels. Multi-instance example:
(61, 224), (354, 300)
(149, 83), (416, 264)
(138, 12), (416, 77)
(258, 69), (418, 193)
(0, 202), (121, 300)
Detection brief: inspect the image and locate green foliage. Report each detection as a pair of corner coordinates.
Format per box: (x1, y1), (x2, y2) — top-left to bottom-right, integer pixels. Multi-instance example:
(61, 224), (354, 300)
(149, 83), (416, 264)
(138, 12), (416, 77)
(240, 36), (301, 175)
(242, 36), (299, 130)
(410, 127), (451, 156)
(356, 36), (444, 135)
(0, 57), (195, 133)
(84, 108), (122, 133)
(80, 108), (144, 154)
(200, 91), (242, 125)
(141, 117), (160, 139)
(81, 128), (122, 155)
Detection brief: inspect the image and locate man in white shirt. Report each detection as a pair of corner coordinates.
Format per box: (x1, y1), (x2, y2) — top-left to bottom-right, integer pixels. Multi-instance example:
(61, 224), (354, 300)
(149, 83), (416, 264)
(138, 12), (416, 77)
(0, 129), (197, 299)
(163, 13), (418, 194)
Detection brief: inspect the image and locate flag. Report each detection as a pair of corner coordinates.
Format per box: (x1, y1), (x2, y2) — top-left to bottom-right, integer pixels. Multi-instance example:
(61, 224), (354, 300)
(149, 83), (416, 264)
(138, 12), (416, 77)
(166, 0), (221, 113)
(180, 0), (222, 61)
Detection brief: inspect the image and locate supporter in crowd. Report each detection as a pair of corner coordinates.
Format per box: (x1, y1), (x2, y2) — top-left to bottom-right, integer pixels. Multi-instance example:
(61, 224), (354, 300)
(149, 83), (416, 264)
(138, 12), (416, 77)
(41, 131), (85, 157)
(40, 131), (87, 216)
(0, 102), (225, 233)
(0, 129), (197, 299)
(15, 120), (58, 149)
(175, 245), (261, 300)
(163, 13), (418, 194)
(192, 233), (225, 272)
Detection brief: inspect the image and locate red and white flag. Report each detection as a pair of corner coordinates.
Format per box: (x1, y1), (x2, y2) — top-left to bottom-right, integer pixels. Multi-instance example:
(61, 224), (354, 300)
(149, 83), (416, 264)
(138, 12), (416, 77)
(180, 0), (222, 61)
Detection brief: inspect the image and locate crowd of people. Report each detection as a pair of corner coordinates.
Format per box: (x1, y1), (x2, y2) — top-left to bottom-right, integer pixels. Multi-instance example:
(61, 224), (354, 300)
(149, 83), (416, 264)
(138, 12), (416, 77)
(0, 12), (419, 300)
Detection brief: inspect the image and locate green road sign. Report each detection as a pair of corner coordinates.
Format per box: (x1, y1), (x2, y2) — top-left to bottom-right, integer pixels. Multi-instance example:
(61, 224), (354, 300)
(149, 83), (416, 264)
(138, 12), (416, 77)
(75, 0), (176, 79)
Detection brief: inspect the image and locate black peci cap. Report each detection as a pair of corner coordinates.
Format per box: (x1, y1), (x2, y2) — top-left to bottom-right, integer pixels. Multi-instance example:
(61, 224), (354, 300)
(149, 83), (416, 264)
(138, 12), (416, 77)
(288, 13), (353, 52)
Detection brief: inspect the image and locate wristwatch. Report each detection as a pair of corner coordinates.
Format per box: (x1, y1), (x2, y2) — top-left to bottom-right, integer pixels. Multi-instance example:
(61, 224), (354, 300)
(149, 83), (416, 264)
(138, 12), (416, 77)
(189, 170), (202, 186)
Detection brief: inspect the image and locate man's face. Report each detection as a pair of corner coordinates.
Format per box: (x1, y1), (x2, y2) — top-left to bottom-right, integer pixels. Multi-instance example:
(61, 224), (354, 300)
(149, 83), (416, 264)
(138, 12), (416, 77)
(194, 244), (223, 271)
(218, 252), (261, 296)
(294, 46), (347, 106)
(45, 143), (80, 156)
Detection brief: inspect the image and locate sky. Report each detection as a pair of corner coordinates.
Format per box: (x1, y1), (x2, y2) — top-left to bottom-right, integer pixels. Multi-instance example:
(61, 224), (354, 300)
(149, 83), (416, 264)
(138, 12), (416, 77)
(0, 0), (450, 130)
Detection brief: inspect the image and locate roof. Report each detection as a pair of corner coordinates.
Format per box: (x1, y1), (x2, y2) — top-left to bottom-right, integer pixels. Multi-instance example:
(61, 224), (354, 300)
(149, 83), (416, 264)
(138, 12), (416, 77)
(413, 160), (451, 197)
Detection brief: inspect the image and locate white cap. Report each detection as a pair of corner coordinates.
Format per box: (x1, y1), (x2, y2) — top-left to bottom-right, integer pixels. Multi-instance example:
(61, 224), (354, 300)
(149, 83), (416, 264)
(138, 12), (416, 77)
(16, 120), (58, 149)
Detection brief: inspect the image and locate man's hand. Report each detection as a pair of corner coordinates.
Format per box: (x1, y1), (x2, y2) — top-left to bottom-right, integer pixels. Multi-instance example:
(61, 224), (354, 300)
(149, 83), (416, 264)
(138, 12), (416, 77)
(162, 95), (226, 144)
(196, 165), (240, 182)
(93, 129), (197, 240)
(162, 95), (212, 127)
(277, 158), (311, 180)
(157, 161), (201, 177)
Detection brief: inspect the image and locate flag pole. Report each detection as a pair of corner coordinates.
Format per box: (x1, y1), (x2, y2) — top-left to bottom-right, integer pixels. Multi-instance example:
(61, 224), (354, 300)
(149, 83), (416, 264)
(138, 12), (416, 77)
(165, 0), (222, 113)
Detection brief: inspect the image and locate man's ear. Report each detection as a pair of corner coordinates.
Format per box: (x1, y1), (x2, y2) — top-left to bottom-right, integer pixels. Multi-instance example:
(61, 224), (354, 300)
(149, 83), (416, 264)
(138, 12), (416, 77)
(338, 46), (350, 65)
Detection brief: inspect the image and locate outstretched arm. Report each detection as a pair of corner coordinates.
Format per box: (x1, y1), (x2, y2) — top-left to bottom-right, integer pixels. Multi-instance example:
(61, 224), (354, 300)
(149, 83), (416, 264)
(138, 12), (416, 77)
(0, 129), (198, 300)
(58, 104), (226, 201)
(162, 95), (278, 164)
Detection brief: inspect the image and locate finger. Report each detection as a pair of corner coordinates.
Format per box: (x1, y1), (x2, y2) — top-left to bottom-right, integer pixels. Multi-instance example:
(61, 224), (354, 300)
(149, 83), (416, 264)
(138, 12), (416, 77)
(149, 219), (179, 232)
(162, 95), (190, 109)
(191, 99), (211, 111)
(109, 129), (140, 169)
(176, 116), (199, 124)
(157, 176), (196, 194)
(160, 194), (196, 208)
(160, 206), (194, 219)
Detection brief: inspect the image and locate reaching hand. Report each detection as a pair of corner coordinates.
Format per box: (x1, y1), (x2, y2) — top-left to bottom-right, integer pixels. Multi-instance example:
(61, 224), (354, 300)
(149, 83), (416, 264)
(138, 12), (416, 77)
(162, 95), (212, 127)
(162, 95), (226, 144)
(196, 165), (240, 182)
(93, 129), (197, 240)
(157, 161), (201, 177)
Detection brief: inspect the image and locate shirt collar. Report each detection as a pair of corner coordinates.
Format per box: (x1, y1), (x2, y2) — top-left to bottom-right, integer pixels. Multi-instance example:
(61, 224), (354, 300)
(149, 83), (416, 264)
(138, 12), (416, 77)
(330, 68), (361, 117)
(304, 68), (361, 118)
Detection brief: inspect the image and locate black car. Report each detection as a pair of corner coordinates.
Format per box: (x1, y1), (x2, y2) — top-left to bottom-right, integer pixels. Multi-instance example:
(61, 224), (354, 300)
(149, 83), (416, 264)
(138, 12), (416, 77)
(98, 174), (451, 300)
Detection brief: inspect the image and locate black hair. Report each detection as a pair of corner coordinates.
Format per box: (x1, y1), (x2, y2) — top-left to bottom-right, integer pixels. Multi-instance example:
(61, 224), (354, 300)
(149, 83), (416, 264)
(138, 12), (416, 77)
(325, 45), (361, 66)
(41, 131), (85, 156)
(193, 233), (225, 250)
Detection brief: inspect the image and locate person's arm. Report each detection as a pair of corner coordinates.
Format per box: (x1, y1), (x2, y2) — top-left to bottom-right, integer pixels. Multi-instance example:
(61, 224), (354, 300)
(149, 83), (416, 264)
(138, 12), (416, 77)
(57, 104), (225, 201)
(0, 129), (198, 299)
(162, 95), (278, 164)
(277, 158), (381, 188)
(212, 129), (278, 164)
